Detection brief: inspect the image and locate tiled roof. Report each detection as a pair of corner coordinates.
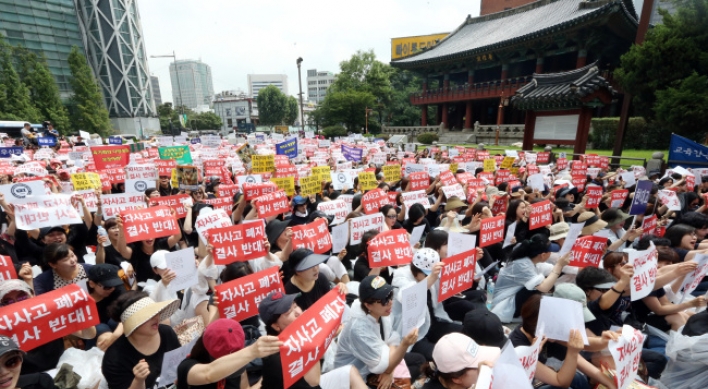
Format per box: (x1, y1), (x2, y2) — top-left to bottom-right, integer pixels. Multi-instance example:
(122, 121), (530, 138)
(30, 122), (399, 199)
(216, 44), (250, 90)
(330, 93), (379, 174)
(392, 0), (638, 67)
(512, 62), (615, 109)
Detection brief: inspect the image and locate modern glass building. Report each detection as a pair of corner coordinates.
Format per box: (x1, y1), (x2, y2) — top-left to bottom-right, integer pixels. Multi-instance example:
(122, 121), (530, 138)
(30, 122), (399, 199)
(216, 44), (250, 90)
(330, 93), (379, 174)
(169, 59), (214, 110)
(0, 0), (85, 98)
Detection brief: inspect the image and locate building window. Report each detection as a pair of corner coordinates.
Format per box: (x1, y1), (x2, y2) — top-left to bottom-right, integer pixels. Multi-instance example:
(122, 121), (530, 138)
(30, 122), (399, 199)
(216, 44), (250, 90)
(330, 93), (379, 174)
(227, 119), (233, 127)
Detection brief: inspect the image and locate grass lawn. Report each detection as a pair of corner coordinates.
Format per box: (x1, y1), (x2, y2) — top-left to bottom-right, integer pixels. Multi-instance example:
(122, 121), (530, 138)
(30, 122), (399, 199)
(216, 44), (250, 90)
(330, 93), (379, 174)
(424, 144), (665, 163)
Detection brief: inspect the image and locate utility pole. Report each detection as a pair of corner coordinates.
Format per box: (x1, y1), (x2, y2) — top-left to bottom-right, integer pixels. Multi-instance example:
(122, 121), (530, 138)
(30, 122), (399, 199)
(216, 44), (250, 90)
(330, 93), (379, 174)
(297, 58), (305, 135)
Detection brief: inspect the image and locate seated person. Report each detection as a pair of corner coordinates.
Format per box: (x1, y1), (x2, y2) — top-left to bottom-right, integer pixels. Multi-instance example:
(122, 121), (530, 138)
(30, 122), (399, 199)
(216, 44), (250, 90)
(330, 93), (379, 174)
(1, 335), (60, 389)
(422, 333), (500, 389)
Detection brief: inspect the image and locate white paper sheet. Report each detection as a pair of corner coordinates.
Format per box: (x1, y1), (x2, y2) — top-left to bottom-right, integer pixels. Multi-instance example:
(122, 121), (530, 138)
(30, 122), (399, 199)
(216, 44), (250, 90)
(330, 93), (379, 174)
(331, 223), (349, 254)
(165, 248), (198, 293)
(447, 232), (477, 257)
(536, 296), (589, 345)
(410, 225), (426, 247)
(158, 337), (198, 387)
(400, 279), (428, 337)
(502, 222), (516, 248)
(559, 222), (585, 256)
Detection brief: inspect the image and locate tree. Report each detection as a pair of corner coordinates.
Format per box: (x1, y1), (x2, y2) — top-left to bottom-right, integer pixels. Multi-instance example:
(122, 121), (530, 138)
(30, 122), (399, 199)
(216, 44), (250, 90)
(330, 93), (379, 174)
(388, 68), (425, 126)
(257, 85), (288, 127)
(192, 111), (222, 130)
(283, 96), (299, 126)
(317, 89), (376, 132)
(14, 47), (70, 132)
(67, 46), (112, 137)
(615, 0), (708, 142)
(0, 38), (40, 122)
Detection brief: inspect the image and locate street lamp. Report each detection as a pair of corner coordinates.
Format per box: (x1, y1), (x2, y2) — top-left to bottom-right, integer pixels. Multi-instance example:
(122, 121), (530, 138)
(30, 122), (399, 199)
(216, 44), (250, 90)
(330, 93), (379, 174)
(365, 107), (374, 135)
(296, 57), (305, 135)
(151, 51), (185, 129)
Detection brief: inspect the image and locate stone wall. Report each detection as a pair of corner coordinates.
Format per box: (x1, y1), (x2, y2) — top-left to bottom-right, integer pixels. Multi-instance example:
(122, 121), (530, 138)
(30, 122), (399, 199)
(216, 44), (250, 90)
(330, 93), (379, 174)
(383, 122), (524, 145)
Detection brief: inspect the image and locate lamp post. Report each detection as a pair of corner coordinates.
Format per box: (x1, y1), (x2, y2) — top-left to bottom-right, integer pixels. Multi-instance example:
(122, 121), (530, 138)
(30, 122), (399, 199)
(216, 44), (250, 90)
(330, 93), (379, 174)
(296, 58), (305, 135)
(365, 107), (374, 135)
(151, 51), (185, 129)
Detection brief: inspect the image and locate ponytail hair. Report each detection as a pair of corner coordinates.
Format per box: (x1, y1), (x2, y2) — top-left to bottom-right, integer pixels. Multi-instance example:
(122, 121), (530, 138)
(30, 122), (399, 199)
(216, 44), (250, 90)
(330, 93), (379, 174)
(510, 233), (550, 261)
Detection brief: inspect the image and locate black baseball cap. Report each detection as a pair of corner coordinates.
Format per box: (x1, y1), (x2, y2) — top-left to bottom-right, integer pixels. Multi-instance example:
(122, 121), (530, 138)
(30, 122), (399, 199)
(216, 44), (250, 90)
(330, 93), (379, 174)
(39, 226), (66, 239)
(0, 335), (25, 358)
(462, 309), (507, 349)
(359, 276), (393, 302)
(258, 291), (299, 325)
(266, 219), (289, 248)
(289, 248), (328, 272)
(87, 264), (124, 288)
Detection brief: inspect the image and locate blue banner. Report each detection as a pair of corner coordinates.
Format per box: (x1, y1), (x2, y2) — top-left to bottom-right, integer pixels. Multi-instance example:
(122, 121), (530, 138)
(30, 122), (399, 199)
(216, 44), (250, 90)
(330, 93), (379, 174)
(190, 137), (201, 144)
(629, 180), (653, 216)
(342, 145), (363, 162)
(38, 137), (56, 147)
(669, 134), (708, 168)
(108, 136), (122, 145)
(276, 138), (298, 159)
(0, 147), (24, 158)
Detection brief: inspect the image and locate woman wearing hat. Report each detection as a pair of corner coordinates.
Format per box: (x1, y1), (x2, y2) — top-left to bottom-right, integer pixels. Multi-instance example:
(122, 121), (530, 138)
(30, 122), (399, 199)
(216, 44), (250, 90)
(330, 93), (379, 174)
(600, 208), (643, 252)
(88, 264), (127, 351)
(102, 291), (181, 389)
(176, 319), (282, 389)
(421, 333), (500, 389)
(284, 248), (347, 311)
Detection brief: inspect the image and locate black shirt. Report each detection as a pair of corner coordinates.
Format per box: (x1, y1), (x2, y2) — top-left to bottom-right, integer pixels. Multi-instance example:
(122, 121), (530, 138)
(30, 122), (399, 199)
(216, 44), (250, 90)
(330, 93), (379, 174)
(586, 295), (631, 335)
(176, 358), (243, 389)
(261, 353), (320, 389)
(129, 238), (172, 283)
(95, 288), (123, 324)
(631, 288), (666, 323)
(285, 273), (332, 311)
(102, 324), (181, 389)
(17, 373), (58, 389)
(102, 245), (129, 267)
(20, 338), (65, 375)
(421, 378), (446, 389)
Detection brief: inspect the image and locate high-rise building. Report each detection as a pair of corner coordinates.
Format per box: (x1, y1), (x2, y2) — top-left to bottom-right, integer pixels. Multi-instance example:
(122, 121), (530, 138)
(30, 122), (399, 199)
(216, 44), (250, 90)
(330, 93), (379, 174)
(0, 0), (85, 98)
(169, 59), (214, 110)
(306, 69), (335, 103)
(248, 74), (288, 98)
(151, 76), (162, 106)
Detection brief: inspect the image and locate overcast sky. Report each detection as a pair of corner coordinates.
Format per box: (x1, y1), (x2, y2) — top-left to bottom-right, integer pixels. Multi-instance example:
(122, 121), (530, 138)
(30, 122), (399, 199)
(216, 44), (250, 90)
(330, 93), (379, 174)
(140, 0), (481, 104)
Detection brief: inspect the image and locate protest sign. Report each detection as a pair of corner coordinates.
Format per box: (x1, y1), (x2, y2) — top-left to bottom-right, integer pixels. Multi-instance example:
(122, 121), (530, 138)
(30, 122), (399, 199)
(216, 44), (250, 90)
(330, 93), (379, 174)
(349, 213), (385, 245)
(331, 223), (348, 254)
(271, 177), (295, 197)
(176, 166), (199, 191)
(242, 182), (278, 201)
(100, 193), (145, 219)
(37, 136), (56, 147)
(483, 158), (496, 172)
(401, 280), (427, 338)
(342, 145), (363, 162)
(657, 190), (681, 211)
(14, 194), (83, 230)
(515, 337), (543, 383)
(203, 196), (234, 215)
(195, 208), (232, 244)
(585, 185), (604, 209)
(165, 248), (198, 293)
(611, 189), (629, 208)
(125, 164), (158, 193)
(330, 171), (353, 191)
(0, 284), (99, 351)
(641, 214), (657, 238)
(0, 255), (17, 281)
(317, 200), (348, 225)
(158, 145), (192, 164)
(276, 138), (298, 158)
(628, 180), (652, 215)
(91, 145), (131, 169)
(438, 250), (477, 302)
(292, 218), (332, 254)
(102, 168), (126, 184)
(407, 171), (429, 191)
(479, 215), (505, 247)
(568, 236), (607, 268)
(72, 190), (98, 213)
(537, 296), (589, 345)
(629, 243), (658, 301)
(367, 229), (414, 267)
(528, 200), (553, 230)
(441, 184), (465, 200)
(679, 253), (708, 301)
(216, 266), (283, 322)
(279, 289), (346, 389)
(556, 157), (568, 170)
(120, 206), (179, 244)
(382, 164), (401, 182)
(609, 325), (645, 389)
(252, 155), (276, 173)
(401, 190), (431, 218)
(358, 171), (378, 191)
(0, 147), (24, 158)
(217, 184), (240, 199)
(572, 175), (586, 192)
(236, 174), (264, 187)
(311, 166), (331, 184)
(150, 194), (190, 219)
(299, 175), (321, 196)
(0, 181), (49, 201)
(438, 170), (457, 187)
(254, 190), (290, 219)
(361, 189), (390, 215)
(159, 337), (198, 387)
(208, 221), (267, 264)
(71, 173), (102, 191)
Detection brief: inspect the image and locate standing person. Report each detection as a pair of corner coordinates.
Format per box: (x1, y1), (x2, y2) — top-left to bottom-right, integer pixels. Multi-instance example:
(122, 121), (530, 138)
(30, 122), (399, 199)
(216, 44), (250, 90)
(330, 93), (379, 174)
(20, 123), (36, 147)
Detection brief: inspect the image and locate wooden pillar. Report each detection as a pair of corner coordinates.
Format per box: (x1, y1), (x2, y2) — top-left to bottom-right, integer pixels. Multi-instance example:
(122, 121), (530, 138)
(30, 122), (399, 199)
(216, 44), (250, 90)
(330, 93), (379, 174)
(443, 74), (450, 90)
(421, 105), (428, 126)
(468, 70), (475, 85)
(464, 101), (473, 130)
(522, 111), (536, 150)
(422, 78), (428, 93)
(500, 64), (509, 86)
(576, 49), (587, 68)
(574, 107), (592, 155)
(441, 103), (449, 129)
(437, 105), (443, 125)
(535, 57), (544, 74)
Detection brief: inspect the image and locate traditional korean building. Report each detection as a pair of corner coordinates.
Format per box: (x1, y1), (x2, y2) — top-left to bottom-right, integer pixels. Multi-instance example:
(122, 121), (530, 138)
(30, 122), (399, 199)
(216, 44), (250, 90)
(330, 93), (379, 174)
(390, 0), (639, 135)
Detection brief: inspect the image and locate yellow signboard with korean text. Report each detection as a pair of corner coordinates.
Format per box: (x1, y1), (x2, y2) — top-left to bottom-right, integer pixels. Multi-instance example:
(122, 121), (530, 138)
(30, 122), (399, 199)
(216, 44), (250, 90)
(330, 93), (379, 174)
(391, 33), (449, 60)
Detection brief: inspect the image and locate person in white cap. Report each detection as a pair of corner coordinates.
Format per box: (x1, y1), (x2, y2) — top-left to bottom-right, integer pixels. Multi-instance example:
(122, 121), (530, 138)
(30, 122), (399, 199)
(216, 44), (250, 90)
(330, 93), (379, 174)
(421, 333), (500, 389)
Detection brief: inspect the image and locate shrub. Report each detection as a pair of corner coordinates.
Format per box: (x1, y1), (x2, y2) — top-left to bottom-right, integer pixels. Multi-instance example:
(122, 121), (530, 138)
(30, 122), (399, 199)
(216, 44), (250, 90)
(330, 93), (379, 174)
(321, 125), (347, 139)
(417, 132), (439, 144)
(590, 117), (648, 149)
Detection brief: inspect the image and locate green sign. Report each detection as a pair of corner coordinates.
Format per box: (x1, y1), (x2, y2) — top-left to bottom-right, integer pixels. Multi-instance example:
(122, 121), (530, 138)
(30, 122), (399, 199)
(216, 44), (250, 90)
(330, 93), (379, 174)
(158, 145), (192, 164)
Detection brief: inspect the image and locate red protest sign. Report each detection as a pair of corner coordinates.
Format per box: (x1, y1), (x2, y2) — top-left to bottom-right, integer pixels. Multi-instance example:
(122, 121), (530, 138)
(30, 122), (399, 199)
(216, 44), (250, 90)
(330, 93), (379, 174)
(585, 154), (600, 167)
(408, 172), (429, 191)
(477, 172), (494, 183)
(438, 250), (477, 303)
(610, 189), (629, 208)
(254, 190), (290, 219)
(292, 218), (332, 254)
(367, 229), (414, 267)
(215, 266), (283, 322)
(91, 145), (131, 170)
(526, 165), (540, 176)
(571, 161), (587, 177)
(571, 175), (586, 192)
(120, 205), (180, 244)
(0, 284), (99, 351)
(98, 171), (112, 192)
(641, 214), (657, 238)
(536, 152), (550, 164)
(204, 196), (234, 215)
(599, 156), (609, 169)
(0, 255), (17, 281)
(217, 184), (240, 199)
(491, 196), (508, 215)
(361, 189), (389, 215)
(155, 159), (176, 177)
(529, 200), (553, 230)
(276, 165), (298, 178)
(456, 172), (475, 185)
(242, 182), (278, 201)
(476, 151), (489, 161)
(556, 157), (568, 171)
(101, 168), (126, 183)
(439, 170), (457, 186)
(479, 215), (505, 247)
(585, 186), (604, 209)
(208, 222), (267, 264)
(686, 174), (695, 192)
(279, 289), (346, 389)
(569, 236), (607, 268)
(495, 169), (511, 186)
(150, 194), (190, 219)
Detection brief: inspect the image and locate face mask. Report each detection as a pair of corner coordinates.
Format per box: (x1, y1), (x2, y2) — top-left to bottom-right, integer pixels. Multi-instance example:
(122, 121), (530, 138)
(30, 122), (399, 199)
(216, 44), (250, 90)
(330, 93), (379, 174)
(295, 210), (308, 218)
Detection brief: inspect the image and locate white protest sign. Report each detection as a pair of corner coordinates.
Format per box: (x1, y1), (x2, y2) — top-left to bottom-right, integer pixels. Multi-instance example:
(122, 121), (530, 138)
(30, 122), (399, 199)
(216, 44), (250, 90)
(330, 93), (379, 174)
(124, 164), (158, 194)
(401, 190), (430, 218)
(629, 242), (658, 301)
(528, 174), (545, 192)
(14, 194), (84, 230)
(608, 325), (645, 389)
(400, 279), (428, 337)
(515, 337), (542, 383)
(195, 208), (232, 244)
(73, 190), (98, 213)
(525, 153), (537, 165)
(349, 213), (385, 245)
(465, 161), (482, 173)
(14, 163), (47, 177)
(158, 337), (199, 386)
(236, 174), (263, 186)
(330, 171), (354, 190)
(558, 222), (584, 256)
(404, 163), (425, 177)
(657, 190), (681, 211)
(0, 181), (50, 201)
(679, 253), (708, 301)
(317, 200), (348, 225)
(331, 223), (349, 254)
(492, 342), (533, 389)
(200, 135), (221, 148)
(502, 222), (516, 249)
(447, 232), (477, 257)
(165, 248), (199, 293)
(100, 193), (146, 219)
(410, 224), (426, 247)
(441, 184), (465, 200)
(505, 150), (518, 158)
(537, 296), (589, 345)
(621, 171), (636, 188)
(425, 164), (440, 178)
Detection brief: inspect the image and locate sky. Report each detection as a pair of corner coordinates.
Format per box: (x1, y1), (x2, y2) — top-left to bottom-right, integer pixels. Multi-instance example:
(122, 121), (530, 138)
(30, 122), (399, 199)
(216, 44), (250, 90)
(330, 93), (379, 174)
(139, 0), (481, 104)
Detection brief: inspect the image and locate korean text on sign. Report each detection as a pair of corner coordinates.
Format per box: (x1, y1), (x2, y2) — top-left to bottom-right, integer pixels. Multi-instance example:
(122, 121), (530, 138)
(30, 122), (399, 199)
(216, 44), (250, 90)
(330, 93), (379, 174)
(215, 266), (283, 322)
(349, 213), (385, 245)
(568, 236), (606, 268)
(528, 200), (553, 230)
(367, 229), (414, 267)
(361, 189), (390, 215)
(279, 289), (346, 389)
(0, 255), (17, 281)
(609, 325), (645, 389)
(479, 215), (505, 248)
(255, 190), (290, 219)
(438, 249), (477, 302)
(208, 221), (267, 265)
(292, 218), (332, 254)
(0, 284), (99, 351)
(629, 243), (658, 301)
(120, 205), (180, 244)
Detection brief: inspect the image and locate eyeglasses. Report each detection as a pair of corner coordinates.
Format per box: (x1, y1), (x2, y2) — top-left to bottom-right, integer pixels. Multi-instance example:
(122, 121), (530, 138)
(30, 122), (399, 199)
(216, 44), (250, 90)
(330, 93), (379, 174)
(386, 215), (397, 219)
(2, 354), (22, 369)
(0, 295), (29, 307)
(375, 291), (394, 306)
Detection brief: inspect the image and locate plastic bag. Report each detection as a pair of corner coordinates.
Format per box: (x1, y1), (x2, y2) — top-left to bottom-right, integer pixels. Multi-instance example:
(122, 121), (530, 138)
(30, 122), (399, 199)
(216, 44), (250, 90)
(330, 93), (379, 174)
(660, 330), (708, 389)
(54, 347), (105, 389)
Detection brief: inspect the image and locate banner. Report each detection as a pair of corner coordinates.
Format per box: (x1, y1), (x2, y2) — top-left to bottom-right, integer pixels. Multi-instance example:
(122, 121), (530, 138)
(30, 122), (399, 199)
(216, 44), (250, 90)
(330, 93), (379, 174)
(252, 155), (276, 173)
(382, 165), (401, 182)
(668, 134), (708, 168)
(568, 236), (607, 268)
(0, 147), (24, 158)
(528, 200), (553, 230)
(610, 189), (629, 208)
(208, 221), (267, 264)
(108, 136), (122, 145)
(254, 190), (290, 219)
(242, 182), (278, 201)
(0, 255), (17, 281)
(38, 137), (56, 147)
(203, 196), (234, 215)
(628, 180), (652, 216)
(150, 194), (190, 219)
(70, 173), (102, 191)
(121, 206), (180, 244)
(292, 218), (332, 254)
(361, 189), (389, 215)
(342, 145), (363, 162)
(358, 171), (378, 191)
(91, 145), (131, 170)
(14, 194), (83, 230)
(479, 215), (505, 248)
(438, 250), (477, 302)
(629, 243), (658, 301)
(0, 181), (50, 201)
(0, 284), (99, 351)
(100, 193), (145, 219)
(330, 171), (354, 191)
(585, 186), (603, 209)
(609, 326), (645, 389)
(279, 289), (346, 389)
(657, 190), (681, 211)
(367, 229), (414, 267)
(158, 145), (192, 164)
(216, 266), (283, 322)
(125, 164), (158, 193)
(349, 213), (385, 245)
(276, 138), (298, 158)
(155, 159), (177, 177)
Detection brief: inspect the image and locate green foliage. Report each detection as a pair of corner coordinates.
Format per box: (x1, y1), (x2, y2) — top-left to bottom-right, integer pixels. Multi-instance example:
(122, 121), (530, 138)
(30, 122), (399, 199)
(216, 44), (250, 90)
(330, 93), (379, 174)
(615, 0), (708, 142)
(0, 38), (40, 122)
(283, 96), (299, 126)
(13, 46), (70, 133)
(589, 117), (661, 149)
(67, 46), (112, 137)
(388, 69), (424, 126)
(157, 103), (194, 130)
(417, 132), (439, 144)
(256, 85), (288, 127)
(191, 111), (222, 130)
(316, 90), (376, 132)
(321, 125), (347, 139)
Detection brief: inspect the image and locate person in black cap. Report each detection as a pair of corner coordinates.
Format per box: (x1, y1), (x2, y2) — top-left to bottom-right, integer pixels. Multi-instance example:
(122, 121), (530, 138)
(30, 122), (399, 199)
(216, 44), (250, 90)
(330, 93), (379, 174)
(0, 335), (59, 389)
(284, 248), (346, 311)
(87, 264), (126, 350)
(266, 219), (293, 262)
(462, 309), (507, 349)
(13, 209), (92, 267)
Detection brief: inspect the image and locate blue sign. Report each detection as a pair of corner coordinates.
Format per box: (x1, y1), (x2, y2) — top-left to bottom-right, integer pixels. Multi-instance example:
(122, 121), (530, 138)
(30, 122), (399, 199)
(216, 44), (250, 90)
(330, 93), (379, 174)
(190, 137), (201, 144)
(38, 137), (56, 147)
(108, 136), (122, 145)
(276, 138), (298, 159)
(342, 145), (363, 162)
(0, 147), (24, 158)
(255, 134), (265, 144)
(669, 134), (708, 168)
(629, 180), (653, 216)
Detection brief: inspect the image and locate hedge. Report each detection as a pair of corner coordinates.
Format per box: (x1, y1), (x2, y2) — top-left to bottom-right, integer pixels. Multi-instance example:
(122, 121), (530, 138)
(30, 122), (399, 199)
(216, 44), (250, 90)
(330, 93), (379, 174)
(417, 132), (439, 144)
(321, 125), (347, 139)
(590, 117), (665, 149)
